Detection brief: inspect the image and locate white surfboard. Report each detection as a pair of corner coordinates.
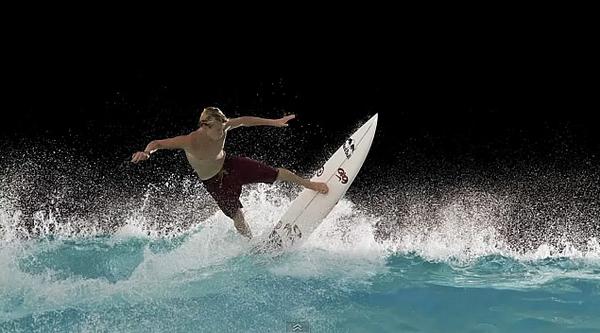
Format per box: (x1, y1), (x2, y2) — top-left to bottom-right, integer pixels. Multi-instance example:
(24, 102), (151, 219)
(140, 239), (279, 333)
(255, 114), (378, 252)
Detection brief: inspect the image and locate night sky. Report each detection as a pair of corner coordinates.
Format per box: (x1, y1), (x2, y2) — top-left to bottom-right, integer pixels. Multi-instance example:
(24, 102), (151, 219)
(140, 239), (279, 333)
(0, 13), (597, 243)
(3, 18), (597, 179)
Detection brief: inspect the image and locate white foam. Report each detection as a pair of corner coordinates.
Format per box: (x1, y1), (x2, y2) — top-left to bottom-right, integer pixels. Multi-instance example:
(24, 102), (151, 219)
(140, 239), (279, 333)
(267, 199), (389, 284)
(2, 182), (600, 321)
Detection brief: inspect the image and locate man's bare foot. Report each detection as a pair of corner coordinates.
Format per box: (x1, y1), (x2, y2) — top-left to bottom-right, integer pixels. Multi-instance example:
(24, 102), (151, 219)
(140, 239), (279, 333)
(308, 181), (329, 194)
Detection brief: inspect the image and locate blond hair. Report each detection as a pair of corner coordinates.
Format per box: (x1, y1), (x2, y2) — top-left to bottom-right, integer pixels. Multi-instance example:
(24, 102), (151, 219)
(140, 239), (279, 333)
(202, 106), (228, 123)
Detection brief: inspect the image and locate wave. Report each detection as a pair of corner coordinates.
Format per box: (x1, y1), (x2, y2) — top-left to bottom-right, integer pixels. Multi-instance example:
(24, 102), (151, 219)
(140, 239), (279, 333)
(2, 182), (600, 326)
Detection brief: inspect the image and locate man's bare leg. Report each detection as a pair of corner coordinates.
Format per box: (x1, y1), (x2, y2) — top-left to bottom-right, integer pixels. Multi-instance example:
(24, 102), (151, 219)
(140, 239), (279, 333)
(276, 168), (329, 194)
(232, 209), (253, 239)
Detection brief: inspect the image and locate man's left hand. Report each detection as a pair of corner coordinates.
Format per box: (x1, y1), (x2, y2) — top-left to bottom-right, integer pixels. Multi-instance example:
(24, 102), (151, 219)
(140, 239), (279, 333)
(274, 114), (296, 127)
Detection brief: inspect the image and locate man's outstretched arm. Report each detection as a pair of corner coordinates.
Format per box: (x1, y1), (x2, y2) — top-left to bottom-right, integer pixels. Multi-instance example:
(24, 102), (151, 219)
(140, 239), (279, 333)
(225, 114), (296, 130)
(131, 134), (191, 163)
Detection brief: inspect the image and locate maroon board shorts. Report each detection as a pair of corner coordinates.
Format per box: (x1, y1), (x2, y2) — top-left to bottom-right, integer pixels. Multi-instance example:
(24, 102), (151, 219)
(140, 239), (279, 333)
(202, 155), (279, 219)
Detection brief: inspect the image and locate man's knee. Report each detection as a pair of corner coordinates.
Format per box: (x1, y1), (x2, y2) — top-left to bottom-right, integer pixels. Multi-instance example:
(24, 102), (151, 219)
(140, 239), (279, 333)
(276, 167), (290, 181)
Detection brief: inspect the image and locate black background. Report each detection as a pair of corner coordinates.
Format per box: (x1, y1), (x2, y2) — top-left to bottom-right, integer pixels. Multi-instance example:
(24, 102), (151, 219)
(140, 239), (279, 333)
(3, 12), (598, 177)
(1, 9), (598, 243)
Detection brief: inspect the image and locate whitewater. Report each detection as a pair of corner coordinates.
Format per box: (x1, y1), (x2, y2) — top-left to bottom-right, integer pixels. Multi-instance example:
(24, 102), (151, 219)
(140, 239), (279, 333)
(1, 153), (599, 332)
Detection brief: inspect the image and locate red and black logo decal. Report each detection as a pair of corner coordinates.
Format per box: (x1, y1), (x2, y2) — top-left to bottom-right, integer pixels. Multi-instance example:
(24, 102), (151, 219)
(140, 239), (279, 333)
(335, 168), (349, 184)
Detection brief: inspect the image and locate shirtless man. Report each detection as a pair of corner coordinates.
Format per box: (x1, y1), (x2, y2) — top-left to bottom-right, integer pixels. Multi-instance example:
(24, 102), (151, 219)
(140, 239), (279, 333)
(131, 107), (329, 239)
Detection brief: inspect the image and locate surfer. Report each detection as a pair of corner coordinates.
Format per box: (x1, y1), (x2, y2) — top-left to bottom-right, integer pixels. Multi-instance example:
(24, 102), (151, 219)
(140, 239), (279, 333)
(131, 107), (329, 239)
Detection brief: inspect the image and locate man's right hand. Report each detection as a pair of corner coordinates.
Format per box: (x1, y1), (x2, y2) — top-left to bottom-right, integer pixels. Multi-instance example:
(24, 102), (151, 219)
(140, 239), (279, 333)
(131, 151), (150, 163)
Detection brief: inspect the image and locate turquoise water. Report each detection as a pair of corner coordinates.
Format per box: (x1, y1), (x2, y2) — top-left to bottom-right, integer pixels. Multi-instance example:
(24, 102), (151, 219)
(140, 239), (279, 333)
(1, 186), (600, 332)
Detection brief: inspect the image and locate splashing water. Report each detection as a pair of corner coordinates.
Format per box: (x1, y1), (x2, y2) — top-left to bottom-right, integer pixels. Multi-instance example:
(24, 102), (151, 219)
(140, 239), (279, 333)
(1, 160), (600, 332)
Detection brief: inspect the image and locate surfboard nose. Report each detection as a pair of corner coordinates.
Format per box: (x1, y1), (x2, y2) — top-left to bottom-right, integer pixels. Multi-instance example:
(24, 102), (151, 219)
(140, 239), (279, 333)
(371, 113), (378, 125)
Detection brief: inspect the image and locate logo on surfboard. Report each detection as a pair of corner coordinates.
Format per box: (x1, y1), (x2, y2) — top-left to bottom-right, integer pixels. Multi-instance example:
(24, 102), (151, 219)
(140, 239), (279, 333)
(343, 138), (355, 159)
(316, 167), (324, 177)
(283, 223), (302, 244)
(270, 221), (303, 246)
(335, 168), (349, 184)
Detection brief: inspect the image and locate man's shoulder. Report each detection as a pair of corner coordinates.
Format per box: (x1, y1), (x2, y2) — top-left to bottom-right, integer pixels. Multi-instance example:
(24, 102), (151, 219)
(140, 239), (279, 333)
(187, 130), (207, 147)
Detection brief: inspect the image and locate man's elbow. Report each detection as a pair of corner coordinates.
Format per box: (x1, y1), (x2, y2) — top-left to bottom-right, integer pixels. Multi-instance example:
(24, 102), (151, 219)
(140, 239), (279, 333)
(228, 117), (248, 128)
